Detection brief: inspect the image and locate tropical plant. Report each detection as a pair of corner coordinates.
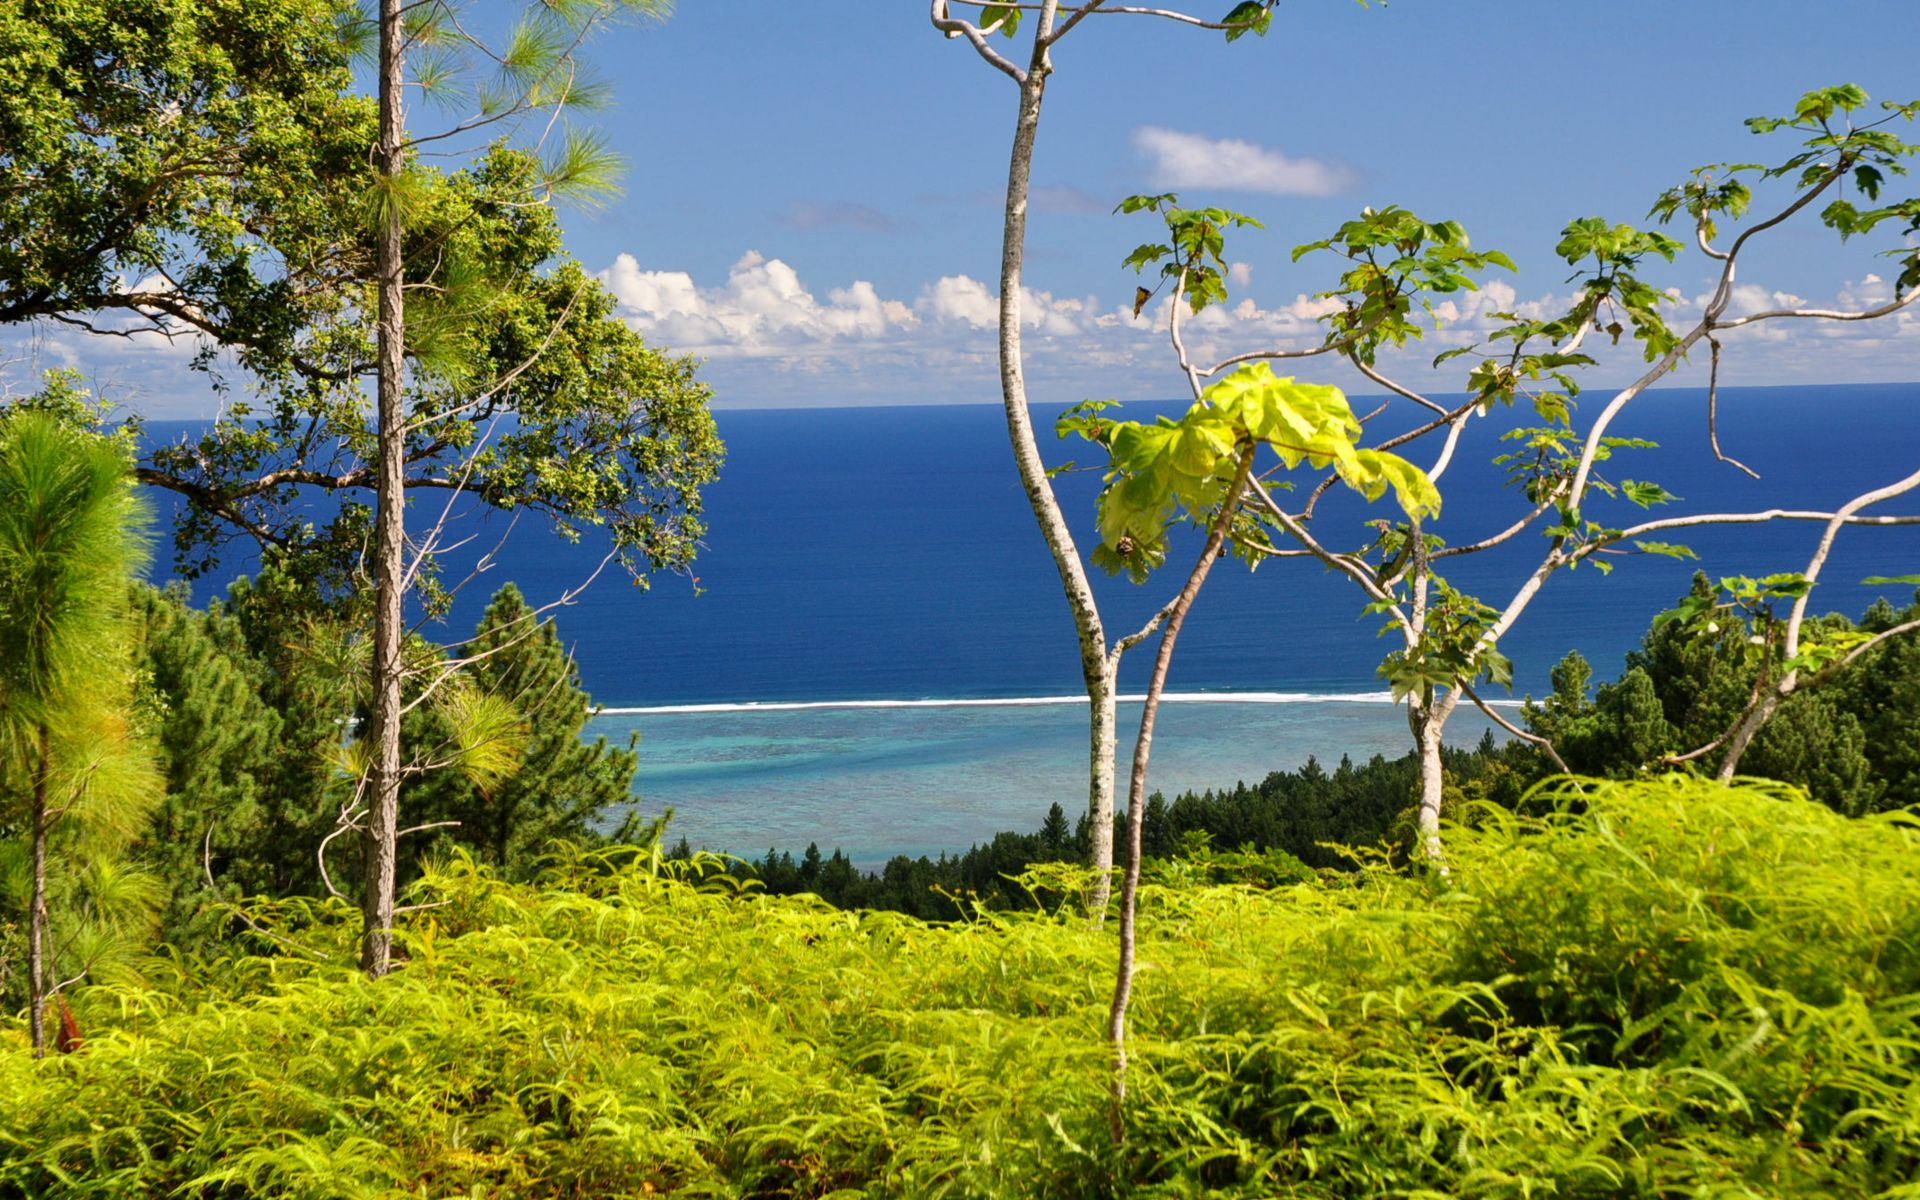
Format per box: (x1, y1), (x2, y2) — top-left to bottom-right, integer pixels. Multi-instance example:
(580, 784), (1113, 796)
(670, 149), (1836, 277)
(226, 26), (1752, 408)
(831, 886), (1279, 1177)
(402, 582), (645, 875)
(2, 0), (721, 976)
(0, 409), (159, 1056)
(1531, 577), (1920, 814)
(6, 777), (1920, 1195)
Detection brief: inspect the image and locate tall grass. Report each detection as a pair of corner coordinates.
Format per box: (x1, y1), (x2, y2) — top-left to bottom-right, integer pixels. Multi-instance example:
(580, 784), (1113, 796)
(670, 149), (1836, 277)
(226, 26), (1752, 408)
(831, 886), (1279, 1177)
(4, 777), (1918, 1197)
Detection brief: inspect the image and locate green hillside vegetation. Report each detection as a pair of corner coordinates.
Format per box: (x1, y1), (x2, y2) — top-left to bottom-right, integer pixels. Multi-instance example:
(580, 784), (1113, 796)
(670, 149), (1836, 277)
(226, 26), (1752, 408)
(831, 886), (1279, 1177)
(4, 777), (1918, 1198)
(732, 581), (1920, 919)
(4, 5), (1920, 1192)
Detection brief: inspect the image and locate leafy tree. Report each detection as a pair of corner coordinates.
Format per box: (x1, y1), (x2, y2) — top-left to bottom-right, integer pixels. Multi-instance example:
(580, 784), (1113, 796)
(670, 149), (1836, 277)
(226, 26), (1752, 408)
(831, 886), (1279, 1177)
(1529, 577), (1915, 816)
(2, 0), (719, 976)
(0, 410), (159, 1056)
(0, 0), (372, 357)
(1081, 86), (1920, 872)
(936, 3), (1920, 1138)
(1841, 593), (1920, 808)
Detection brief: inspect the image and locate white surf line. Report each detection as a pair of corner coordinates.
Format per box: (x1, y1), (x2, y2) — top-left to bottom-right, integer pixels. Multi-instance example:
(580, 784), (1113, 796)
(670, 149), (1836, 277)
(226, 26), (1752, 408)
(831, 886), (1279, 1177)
(599, 690), (1525, 716)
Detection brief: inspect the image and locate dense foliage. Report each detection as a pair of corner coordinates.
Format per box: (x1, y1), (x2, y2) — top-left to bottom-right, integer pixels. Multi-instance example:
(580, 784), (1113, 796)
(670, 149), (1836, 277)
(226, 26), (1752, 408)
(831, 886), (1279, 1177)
(4, 778), (1919, 1197)
(727, 738), (1520, 919)
(1534, 574), (1920, 814)
(0, 570), (646, 988)
(724, 577), (1920, 922)
(3, 9), (1916, 1187)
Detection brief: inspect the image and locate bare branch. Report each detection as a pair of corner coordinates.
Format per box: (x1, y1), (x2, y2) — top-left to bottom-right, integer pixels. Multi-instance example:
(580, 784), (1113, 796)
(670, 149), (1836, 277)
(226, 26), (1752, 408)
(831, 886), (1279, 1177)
(1564, 170), (1861, 512)
(1459, 682), (1568, 773)
(1250, 484), (1414, 642)
(1167, 266), (1204, 401)
(930, 1), (1027, 82)
(204, 826), (332, 960)
(397, 820), (462, 838)
(1577, 507), (1920, 558)
(1711, 286), (1920, 330)
(1348, 355), (1449, 416)
(400, 544), (617, 713)
(1432, 495), (1558, 559)
(1781, 465), (1920, 661)
(1705, 336), (1760, 480)
(1111, 600), (1177, 660)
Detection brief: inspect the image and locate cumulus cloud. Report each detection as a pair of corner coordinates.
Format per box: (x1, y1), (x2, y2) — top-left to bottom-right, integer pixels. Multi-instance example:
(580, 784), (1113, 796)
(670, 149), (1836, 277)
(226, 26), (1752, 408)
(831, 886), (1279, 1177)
(22, 251), (1910, 415)
(922, 275), (997, 329)
(602, 251), (916, 359)
(1133, 127), (1357, 197)
(594, 244), (1920, 406)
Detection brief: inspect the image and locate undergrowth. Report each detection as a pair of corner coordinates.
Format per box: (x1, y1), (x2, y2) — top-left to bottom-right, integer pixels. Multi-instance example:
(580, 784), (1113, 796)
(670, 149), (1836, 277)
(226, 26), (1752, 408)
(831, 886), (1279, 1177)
(4, 776), (1919, 1197)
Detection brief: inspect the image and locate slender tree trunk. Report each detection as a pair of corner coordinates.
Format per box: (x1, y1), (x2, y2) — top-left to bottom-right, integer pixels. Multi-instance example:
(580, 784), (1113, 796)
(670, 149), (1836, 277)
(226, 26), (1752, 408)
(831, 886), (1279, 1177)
(361, 0), (406, 977)
(1086, 661), (1118, 917)
(1715, 691), (1780, 782)
(992, 11), (1121, 915)
(1401, 529), (1455, 867)
(1410, 690), (1459, 866)
(27, 725), (50, 1058)
(1107, 455), (1253, 1142)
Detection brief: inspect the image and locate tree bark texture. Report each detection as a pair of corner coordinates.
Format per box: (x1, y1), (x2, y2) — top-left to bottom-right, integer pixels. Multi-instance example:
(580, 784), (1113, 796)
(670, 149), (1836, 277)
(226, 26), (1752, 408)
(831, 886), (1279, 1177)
(360, 0), (406, 978)
(1716, 692), (1780, 782)
(1410, 691), (1459, 867)
(1086, 664), (1118, 916)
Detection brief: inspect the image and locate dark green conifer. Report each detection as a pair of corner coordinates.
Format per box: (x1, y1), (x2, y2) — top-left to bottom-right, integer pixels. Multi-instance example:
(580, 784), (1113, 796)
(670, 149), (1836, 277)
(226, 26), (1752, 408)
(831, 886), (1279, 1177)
(406, 583), (639, 875)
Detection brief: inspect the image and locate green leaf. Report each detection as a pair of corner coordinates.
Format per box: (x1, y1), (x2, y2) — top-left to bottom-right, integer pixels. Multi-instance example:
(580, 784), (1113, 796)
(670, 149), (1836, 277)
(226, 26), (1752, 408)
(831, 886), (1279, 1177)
(1621, 480), (1678, 508)
(1635, 540), (1699, 561)
(1221, 1), (1273, 43)
(1653, 595), (1715, 630)
(1863, 575), (1920, 585)
(979, 4), (1023, 36)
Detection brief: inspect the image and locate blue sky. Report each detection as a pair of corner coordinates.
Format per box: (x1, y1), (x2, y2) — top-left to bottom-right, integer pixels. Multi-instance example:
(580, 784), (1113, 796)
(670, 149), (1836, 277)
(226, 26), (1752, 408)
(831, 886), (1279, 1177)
(10, 0), (1920, 412)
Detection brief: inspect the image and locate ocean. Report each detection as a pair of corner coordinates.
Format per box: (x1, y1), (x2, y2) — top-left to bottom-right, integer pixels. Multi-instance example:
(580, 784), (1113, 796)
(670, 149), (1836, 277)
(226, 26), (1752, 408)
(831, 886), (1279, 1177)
(147, 383), (1920, 860)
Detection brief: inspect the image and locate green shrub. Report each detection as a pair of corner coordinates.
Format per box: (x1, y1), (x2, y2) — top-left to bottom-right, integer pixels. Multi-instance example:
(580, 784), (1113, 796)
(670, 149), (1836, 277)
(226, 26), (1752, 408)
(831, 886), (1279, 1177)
(3, 778), (1917, 1197)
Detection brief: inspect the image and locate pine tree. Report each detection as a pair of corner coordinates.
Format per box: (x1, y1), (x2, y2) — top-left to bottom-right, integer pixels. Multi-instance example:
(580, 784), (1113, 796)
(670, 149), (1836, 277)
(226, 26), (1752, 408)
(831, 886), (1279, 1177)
(130, 586), (291, 944)
(0, 410), (161, 1056)
(1038, 803), (1071, 858)
(405, 584), (638, 875)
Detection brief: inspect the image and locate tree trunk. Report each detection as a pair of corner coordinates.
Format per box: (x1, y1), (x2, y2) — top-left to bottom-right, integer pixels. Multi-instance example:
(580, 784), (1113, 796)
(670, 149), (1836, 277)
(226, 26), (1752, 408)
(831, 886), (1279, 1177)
(1107, 455), (1252, 1143)
(27, 724), (50, 1059)
(992, 16), (1120, 916)
(965, 4), (1239, 937)
(1715, 691), (1780, 782)
(1086, 659), (1118, 917)
(361, 0), (406, 977)
(1411, 691), (1458, 867)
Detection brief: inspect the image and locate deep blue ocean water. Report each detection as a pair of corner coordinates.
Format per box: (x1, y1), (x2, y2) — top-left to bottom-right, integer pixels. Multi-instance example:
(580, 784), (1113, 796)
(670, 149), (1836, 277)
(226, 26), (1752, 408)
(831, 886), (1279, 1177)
(147, 383), (1920, 859)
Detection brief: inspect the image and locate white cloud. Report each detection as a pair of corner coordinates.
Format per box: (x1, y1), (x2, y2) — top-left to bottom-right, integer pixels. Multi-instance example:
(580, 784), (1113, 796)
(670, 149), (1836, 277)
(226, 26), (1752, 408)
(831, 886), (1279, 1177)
(922, 275), (997, 328)
(1133, 127), (1357, 197)
(15, 254), (1913, 415)
(600, 251), (916, 359)
(592, 248), (1920, 405)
